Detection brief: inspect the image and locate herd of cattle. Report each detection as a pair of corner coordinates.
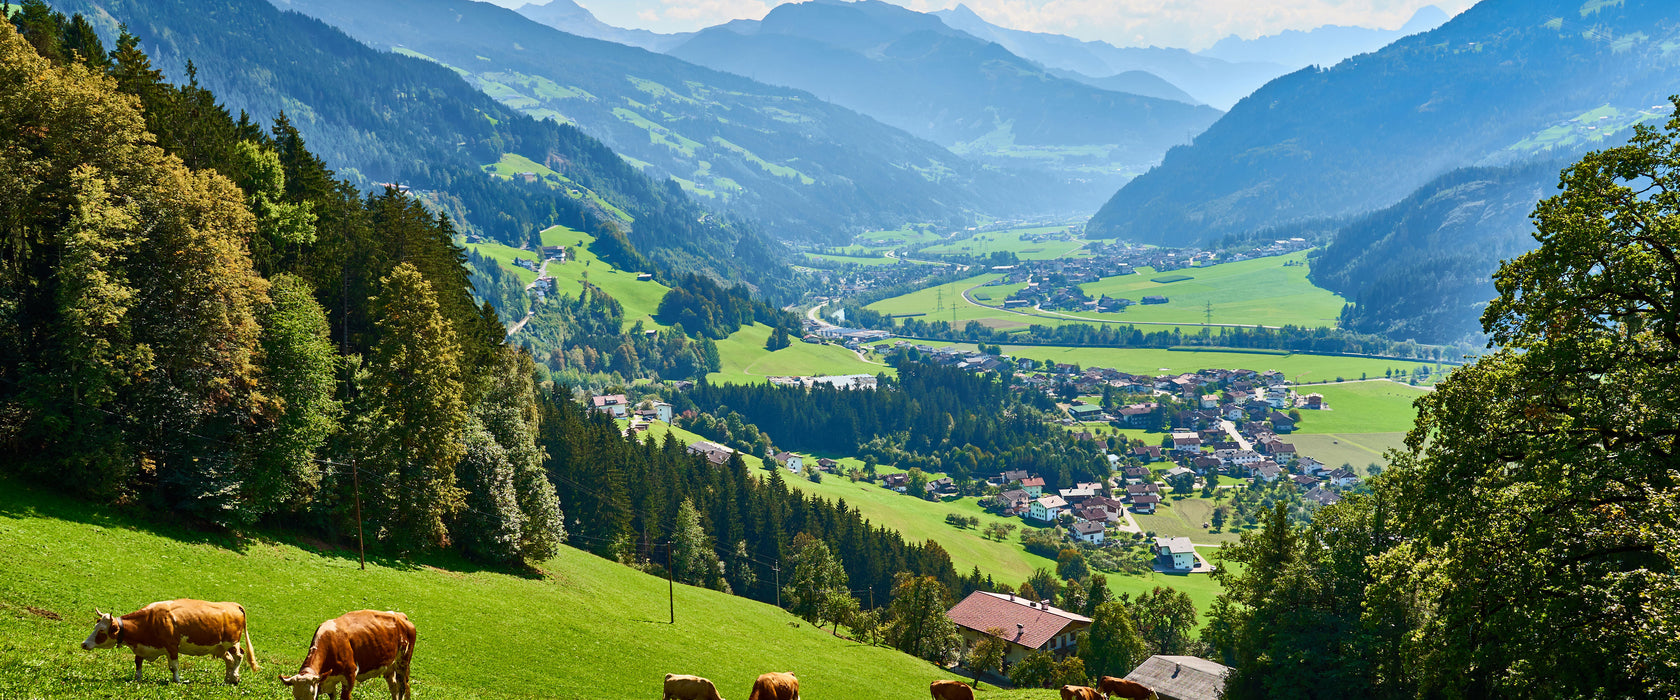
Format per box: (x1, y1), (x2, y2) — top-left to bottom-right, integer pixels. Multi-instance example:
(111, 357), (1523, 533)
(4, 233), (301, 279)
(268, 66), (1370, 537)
(78, 598), (1157, 700)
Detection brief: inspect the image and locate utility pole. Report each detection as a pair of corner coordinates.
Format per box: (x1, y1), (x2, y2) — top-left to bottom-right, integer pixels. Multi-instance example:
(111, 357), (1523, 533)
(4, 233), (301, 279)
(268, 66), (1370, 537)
(773, 561), (781, 608)
(1204, 301), (1213, 326)
(666, 542), (674, 624)
(868, 586), (874, 611)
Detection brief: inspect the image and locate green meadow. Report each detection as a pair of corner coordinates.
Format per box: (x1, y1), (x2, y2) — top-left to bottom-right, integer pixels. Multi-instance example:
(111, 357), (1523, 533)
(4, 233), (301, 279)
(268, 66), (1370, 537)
(1289, 433), (1410, 473)
(1072, 252), (1346, 327)
(918, 226), (1082, 260)
(1291, 381), (1430, 435)
(540, 225), (670, 329)
(805, 252), (902, 267)
(461, 239), (541, 286)
(706, 324), (889, 385)
(0, 481), (1003, 700)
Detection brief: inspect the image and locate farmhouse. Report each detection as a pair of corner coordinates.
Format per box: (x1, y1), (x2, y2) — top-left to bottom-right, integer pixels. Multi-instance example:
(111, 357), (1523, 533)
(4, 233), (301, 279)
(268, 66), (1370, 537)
(1070, 520), (1106, 544)
(686, 441), (734, 466)
(772, 452), (803, 473)
(1156, 536), (1198, 571)
(589, 394), (629, 418)
(1029, 495), (1069, 522)
(1019, 476), (1046, 497)
(946, 592), (1092, 668)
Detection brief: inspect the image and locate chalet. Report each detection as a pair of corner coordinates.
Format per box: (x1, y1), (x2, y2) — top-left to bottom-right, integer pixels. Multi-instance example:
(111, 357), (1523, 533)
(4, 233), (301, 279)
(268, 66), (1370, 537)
(1191, 455), (1222, 472)
(997, 469), (1031, 485)
(1077, 505), (1114, 525)
(1304, 486), (1343, 507)
(772, 452), (804, 474)
(1020, 477), (1046, 497)
(686, 441), (734, 466)
(946, 592), (1092, 668)
(1268, 411), (1297, 433)
(1298, 457), (1328, 476)
(1125, 483), (1161, 500)
(1199, 394), (1219, 409)
(1058, 486), (1097, 504)
(1291, 474), (1322, 488)
(1304, 393), (1325, 409)
(1164, 466), (1195, 482)
(1260, 370), (1286, 386)
(997, 489), (1032, 515)
(1116, 405), (1155, 427)
(1070, 520), (1106, 544)
(1253, 464), (1283, 482)
(1171, 435), (1203, 452)
(1120, 466), (1150, 483)
(1155, 537), (1198, 570)
(816, 457), (839, 471)
(1259, 440), (1296, 460)
(589, 394), (629, 418)
(1123, 655), (1229, 700)
(1029, 495), (1069, 522)
(1130, 494), (1160, 514)
(926, 477), (956, 496)
(1328, 468), (1361, 487)
(1132, 445), (1163, 462)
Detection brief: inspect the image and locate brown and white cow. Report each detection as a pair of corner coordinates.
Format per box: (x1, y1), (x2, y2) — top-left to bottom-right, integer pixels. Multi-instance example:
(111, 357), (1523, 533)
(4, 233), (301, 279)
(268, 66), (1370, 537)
(279, 610), (416, 700)
(1060, 685), (1103, 700)
(929, 679), (975, 700)
(1097, 676), (1158, 699)
(665, 673), (726, 700)
(81, 599), (259, 684)
(746, 672), (799, 700)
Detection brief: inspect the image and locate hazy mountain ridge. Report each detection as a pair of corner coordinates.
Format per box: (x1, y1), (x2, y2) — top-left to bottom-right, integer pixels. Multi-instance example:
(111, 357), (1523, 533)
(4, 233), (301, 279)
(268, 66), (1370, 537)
(1199, 5), (1450, 69)
(277, 0), (1039, 243)
(514, 0), (691, 52)
(667, 0), (1223, 211)
(1085, 0), (1680, 245)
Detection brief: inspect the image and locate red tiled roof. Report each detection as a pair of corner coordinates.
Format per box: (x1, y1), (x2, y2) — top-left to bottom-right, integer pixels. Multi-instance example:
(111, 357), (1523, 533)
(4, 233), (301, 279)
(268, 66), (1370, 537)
(946, 592), (1090, 651)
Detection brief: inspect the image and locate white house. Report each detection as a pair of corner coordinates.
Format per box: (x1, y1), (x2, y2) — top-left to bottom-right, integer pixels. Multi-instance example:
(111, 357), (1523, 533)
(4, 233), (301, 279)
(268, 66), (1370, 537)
(650, 401), (673, 423)
(1029, 495), (1069, 523)
(1156, 536), (1197, 570)
(773, 452), (804, 474)
(1071, 520), (1105, 544)
(589, 394), (629, 418)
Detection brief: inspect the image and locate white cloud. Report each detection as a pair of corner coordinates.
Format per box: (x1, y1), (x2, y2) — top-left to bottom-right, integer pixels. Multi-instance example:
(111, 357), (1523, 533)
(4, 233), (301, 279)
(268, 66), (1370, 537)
(638, 8), (661, 21)
(655, 0), (773, 25)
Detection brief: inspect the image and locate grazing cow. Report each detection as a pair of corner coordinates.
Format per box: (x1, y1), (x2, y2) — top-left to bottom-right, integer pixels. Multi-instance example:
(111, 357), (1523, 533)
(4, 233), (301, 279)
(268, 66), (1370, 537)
(1060, 685), (1103, 700)
(665, 673), (726, 700)
(929, 679), (975, 700)
(1098, 676), (1158, 699)
(746, 672), (799, 700)
(279, 610), (416, 700)
(80, 599), (259, 684)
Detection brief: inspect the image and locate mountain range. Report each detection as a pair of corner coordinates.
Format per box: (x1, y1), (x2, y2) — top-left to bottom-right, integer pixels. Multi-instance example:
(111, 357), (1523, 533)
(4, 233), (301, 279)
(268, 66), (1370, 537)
(1086, 0), (1680, 247)
(664, 0), (1222, 205)
(514, 0), (692, 52)
(1199, 5), (1450, 69)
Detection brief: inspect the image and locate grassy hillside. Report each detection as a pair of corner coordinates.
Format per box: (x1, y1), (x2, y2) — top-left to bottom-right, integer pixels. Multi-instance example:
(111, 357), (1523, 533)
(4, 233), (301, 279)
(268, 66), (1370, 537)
(540, 226), (670, 329)
(1074, 252), (1345, 327)
(918, 227), (1084, 261)
(1290, 381), (1431, 435)
(0, 481), (1040, 700)
(706, 324), (889, 384)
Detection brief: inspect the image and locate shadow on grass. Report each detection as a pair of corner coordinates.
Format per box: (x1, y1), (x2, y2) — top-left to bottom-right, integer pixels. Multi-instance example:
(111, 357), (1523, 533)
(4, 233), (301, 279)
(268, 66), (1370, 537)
(0, 476), (541, 579)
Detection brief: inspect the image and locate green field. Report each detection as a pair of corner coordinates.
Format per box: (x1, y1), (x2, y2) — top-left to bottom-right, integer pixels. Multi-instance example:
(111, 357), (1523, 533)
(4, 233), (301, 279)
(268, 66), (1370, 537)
(805, 252), (902, 267)
(539, 225), (670, 329)
(1132, 498), (1244, 546)
(706, 324), (889, 384)
(895, 342), (1434, 389)
(461, 240), (541, 285)
(918, 227), (1083, 260)
(856, 226), (943, 250)
(0, 481), (1016, 700)
(1291, 381), (1429, 434)
(1069, 252), (1346, 327)
(1289, 433), (1409, 473)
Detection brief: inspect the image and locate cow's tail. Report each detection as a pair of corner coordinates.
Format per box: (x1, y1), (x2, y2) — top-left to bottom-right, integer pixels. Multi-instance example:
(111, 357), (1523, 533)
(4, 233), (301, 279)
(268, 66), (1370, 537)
(242, 625), (260, 672)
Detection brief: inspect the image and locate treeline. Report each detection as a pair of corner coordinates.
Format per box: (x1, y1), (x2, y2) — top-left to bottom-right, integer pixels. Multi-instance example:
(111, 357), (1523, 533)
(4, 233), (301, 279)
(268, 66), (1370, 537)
(672, 363), (1108, 488)
(535, 392), (963, 606)
(465, 248), (530, 321)
(843, 303), (1466, 361)
(516, 283), (721, 382)
(656, 273), (800, 340)
(0, 11), (562, 563)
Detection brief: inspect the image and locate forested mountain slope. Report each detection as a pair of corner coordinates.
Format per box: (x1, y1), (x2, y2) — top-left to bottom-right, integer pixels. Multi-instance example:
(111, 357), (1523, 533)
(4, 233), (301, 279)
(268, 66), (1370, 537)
(279, 0), (1032, 242)
(1311, 160), (1566, 344)
(514, 0), (691, 52)
(1087, 0), (1680, 244)
(667, 0), (1222, 206)
(53, 0), (795, 294)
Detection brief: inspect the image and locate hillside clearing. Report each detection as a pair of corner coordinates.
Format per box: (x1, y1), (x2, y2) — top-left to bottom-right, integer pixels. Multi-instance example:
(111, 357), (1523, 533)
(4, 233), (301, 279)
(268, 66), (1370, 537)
(706, 323), (889, 384)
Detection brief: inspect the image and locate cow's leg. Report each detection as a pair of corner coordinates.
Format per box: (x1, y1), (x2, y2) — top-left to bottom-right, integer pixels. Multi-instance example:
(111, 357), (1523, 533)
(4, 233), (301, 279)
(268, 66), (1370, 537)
(384, 668), (400, 700)
(224, 644), (241, 684)
(167, 648), (181, 684)
(133, 655), (143, 683)
(340, 673), (355, 700)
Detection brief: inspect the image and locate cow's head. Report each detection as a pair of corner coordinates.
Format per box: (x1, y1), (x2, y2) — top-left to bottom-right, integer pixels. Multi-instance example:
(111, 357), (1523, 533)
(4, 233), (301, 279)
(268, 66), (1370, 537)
(279, 671), (323, 700)
(81, 610), (119, 651)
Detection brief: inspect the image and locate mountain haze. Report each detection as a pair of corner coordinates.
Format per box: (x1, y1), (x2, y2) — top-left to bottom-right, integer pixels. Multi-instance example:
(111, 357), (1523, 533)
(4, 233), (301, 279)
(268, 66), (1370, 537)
(279, 0), (1036, 242)
(1086, 0), (1680, 245)
(514, 0), (691, 52)
(933, 3), (1288, 110)
(667, 0), (1223, 209)
(1200, 5), (1450, 69)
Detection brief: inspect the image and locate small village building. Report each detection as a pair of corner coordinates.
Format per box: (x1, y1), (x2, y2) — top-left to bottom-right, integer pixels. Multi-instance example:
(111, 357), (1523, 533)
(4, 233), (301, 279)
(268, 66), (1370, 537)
(686, 441), (734, 466)
(1130, 494), (1160, 514)
(1123, 655), (1230, 700)
(589, 394), (629, 418)
(1304, 486), (1343, 507)
(946, 592), (1092, 669)
(773, 452), (803, 474)
(1019, 477), (1046, 497)
(1156, 536), (1197, 570)
(1070, 520), (1106, 544)
(1067, 404), (1106, 422)
(1029, 495), (1069, 522)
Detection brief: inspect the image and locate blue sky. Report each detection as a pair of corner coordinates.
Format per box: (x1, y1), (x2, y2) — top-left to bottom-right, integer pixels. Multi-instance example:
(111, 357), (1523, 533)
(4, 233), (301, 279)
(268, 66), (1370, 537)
(485, 0), (1476, 51)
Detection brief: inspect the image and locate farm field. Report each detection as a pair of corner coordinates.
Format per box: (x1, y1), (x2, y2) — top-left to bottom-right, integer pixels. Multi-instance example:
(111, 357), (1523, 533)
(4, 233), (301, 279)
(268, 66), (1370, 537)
(896, 342), (1433, 389)
(539, 225), (670, 329)
(918, 226), (1083, 260)
(856, 225), (943, 250)
(1291, 381), (1430, 434)
(1132, 497), (1244, 546)
(1290, 433), (1409, 474)
(461, 239), (540, 285)
(0, 481), (983, 700)
(706, 323), (889, 384)
(1070, 252), (1346, 327)
(805, 252), (901, 266)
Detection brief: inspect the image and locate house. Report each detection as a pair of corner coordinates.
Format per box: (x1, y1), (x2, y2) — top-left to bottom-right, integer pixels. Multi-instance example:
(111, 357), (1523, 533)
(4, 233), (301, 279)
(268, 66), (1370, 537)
(1130, 494), (1160, 514)
(1116, 404), (1155, 427)
(1077, 505), (1114, 525)
(882, 473), (909, 492)
(1132, 445), (1163, 462)
(1120, 466), (1150, 483)
(1067, 404), (1106, 422)
(1304, 486), (1343, 507)
(1199, 395), (1219, 409)
(1292, 474), (1322, 488)
(996, 489), (1032, 515)
(1304, 393), (1325, 409)
(589, 394), (629, 418)
(1155, 536), (1198, 570)
(1029, 495), (1069, 522)
(1268, 411), (1297, 433)
(1141, 295), (1169, 305)
(926, 477), (956, 496)
(1253, 464), (1283, 482)
(1163, 466), (1195, 482)
(1070, 520), (1106, 544)
(1019, 477), (1046, 497)
(998, 469), (1031, 485)
(1125, 483), (1161, 500)
(816, 457), (839, 471)
(946, 592), (1092, 669)
(1171, 435), (1203, 453)
(648, 401), (673, 423)
(1057, 487), (1097, 504)
(1191, 455), (1222, 472)
(1123, 655), (1229, 700)
(686, 441), (734, 466)
(772, 452), (803, 474)
(1328, 468), (1361, 487)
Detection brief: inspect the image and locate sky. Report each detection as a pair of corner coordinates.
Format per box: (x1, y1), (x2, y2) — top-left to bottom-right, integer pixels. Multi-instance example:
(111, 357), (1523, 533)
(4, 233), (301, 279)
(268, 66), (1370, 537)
(482, 0), (1478, 51)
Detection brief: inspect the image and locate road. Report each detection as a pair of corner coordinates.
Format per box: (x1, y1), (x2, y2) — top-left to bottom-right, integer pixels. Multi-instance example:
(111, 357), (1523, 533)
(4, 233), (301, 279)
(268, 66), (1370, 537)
(1219, 420), (1252, 451)
(505, 257), (554, 337)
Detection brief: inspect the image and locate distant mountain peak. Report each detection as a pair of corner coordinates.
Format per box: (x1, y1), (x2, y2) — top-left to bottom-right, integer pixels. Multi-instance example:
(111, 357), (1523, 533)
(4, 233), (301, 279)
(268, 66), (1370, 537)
(1198, 5), (1451, 69)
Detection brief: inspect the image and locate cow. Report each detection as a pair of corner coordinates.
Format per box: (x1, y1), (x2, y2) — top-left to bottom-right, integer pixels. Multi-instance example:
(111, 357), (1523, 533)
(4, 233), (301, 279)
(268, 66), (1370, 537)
(746, 672), (799, 700)
(279, 610), (416, 700)
(1097, 676), (1158, 699)
(665, 673), (726, 700)
(929, 679), (975, 700)
(80, 599), (259, 685)
(1060, 685), (1103, 700)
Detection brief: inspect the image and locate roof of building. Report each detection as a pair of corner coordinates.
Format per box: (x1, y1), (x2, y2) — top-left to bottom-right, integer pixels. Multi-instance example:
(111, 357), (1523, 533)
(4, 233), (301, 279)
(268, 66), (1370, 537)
(1156, 536), (1196, 554)
(945, 591), (1091, 651)
(590, 394), (627, 407)
(1072, 521), (1105, 535)
(1020, 477), (1045, 487)
(1123, 655), (1229, 700)
(772, 452), (797, 462)
(1035, 495), (1069, 510)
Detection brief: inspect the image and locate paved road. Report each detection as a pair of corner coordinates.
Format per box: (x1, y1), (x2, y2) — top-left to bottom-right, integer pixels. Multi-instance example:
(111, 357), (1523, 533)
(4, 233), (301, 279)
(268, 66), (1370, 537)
(1219, 420), (1253, 451)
